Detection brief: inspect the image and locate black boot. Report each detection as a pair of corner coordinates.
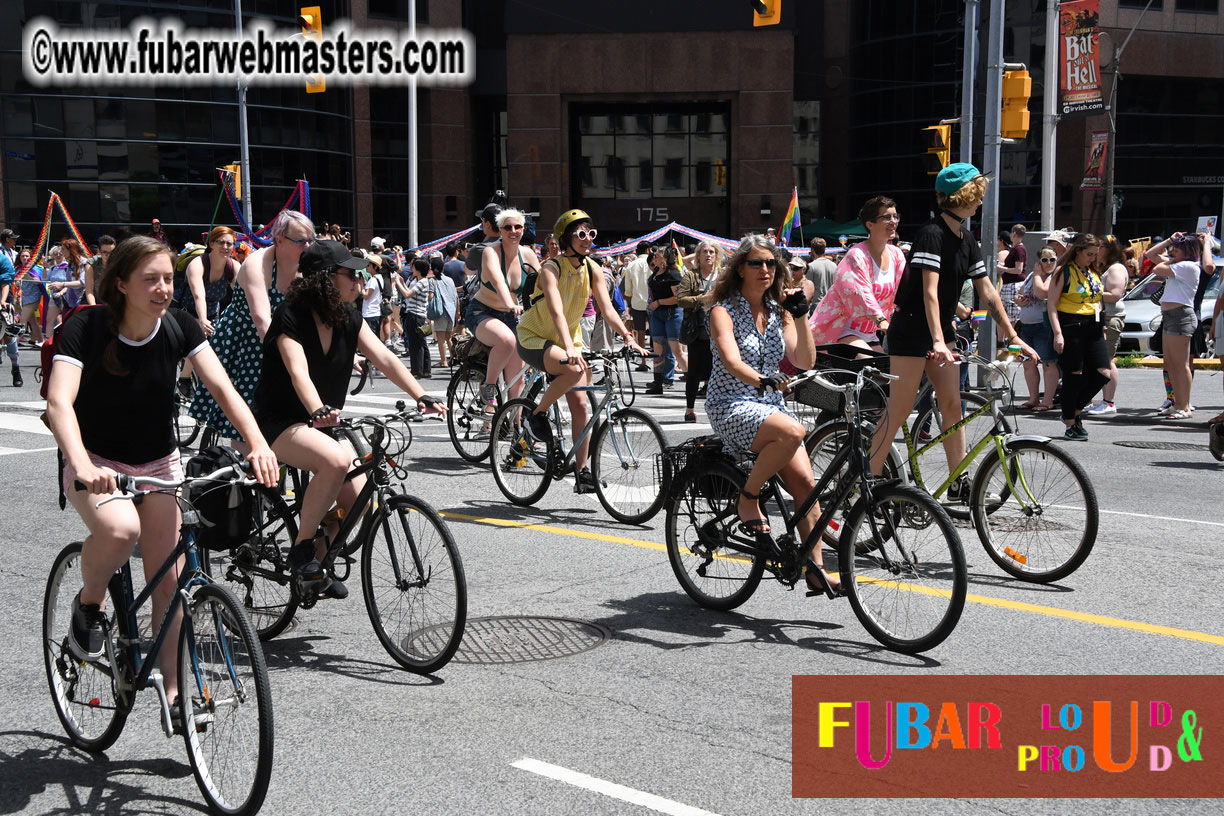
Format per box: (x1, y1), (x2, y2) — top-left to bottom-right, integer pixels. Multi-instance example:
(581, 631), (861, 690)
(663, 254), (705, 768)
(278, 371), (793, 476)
(11, 365), (21, 388)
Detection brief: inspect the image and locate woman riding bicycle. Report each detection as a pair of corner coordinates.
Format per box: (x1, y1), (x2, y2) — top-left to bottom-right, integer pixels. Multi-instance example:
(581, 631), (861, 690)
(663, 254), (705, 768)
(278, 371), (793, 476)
(868, 164), (1035, 494)
(705, 234), (838, 594)
(44, 235), (279, 711)
(808, 196), (905, 352)
(466, 208), (539, 410)
(515, 208), (645, 493)
(253, 240), (444, 600)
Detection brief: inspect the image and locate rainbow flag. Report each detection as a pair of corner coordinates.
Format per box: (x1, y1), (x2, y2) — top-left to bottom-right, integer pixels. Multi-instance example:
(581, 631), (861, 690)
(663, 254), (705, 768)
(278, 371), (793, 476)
(671, 238), (685, 270)
(971, 309), (988, 324)
(778, 187), (800, 247)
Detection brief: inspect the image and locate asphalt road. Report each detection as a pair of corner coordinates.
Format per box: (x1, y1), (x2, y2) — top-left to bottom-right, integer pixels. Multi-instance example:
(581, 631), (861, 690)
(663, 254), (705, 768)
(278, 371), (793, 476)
(1, 354), (1221, 815)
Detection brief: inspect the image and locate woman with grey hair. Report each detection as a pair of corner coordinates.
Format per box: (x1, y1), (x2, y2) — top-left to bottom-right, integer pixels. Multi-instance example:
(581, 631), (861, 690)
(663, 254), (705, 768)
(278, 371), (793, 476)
(705, 234), (838, 594)
(189, 209), (316, 443)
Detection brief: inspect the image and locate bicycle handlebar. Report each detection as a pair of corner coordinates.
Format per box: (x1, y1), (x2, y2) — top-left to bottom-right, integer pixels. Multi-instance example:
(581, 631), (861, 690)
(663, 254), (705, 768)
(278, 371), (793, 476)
(79, 462), (258, 507)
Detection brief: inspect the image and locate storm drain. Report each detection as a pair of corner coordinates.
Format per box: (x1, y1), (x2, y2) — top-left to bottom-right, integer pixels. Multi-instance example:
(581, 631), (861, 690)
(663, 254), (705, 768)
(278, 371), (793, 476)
(1113, 440), (1206, 451)
(413, 616), (610, 664)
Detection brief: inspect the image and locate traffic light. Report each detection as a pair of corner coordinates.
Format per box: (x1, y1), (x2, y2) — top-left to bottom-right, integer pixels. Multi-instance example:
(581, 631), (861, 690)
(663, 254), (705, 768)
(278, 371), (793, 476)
(922, 124), (951, 174)
(752, 0), (781, 26)
(300, 6), (325, 93)
(1001, 69), (1032, 140)
(224, 163), (242, 199)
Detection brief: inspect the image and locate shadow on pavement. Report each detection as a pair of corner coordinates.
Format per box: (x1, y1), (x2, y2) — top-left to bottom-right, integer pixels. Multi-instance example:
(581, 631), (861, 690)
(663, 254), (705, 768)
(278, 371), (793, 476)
(964, 571), (1075, 593)
(591, 590), (941, 669)
(260, 635), (444, 687)
(0, 730), (202, 816)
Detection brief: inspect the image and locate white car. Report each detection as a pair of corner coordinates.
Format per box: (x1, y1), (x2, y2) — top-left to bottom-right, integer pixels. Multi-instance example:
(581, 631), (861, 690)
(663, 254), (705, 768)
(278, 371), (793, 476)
(1117, 263), (1222, 357)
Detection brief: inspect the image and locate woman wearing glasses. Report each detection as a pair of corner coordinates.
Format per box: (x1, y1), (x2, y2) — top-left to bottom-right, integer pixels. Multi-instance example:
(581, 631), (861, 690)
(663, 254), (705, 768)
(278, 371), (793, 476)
(1013, 247), (1060, 410)
(254, 240), (443, 597)
(189, 209), (314, 445)
(705, 235), (839, 594)
(516, 209), (644, 492)
(175, 226), (239, 394)
(808, 196), (905, 351)
(466, 208), (539, 412)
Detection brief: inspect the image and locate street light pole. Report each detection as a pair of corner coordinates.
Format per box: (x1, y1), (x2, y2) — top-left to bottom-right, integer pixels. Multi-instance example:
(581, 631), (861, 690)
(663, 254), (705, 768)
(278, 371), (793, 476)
(408, 0), (419, 249)
(234, 0), (252, 229)
(1103, 0), (1157, 232)
(961, 0), (978, 166)
(1040, 0), (1057, 231)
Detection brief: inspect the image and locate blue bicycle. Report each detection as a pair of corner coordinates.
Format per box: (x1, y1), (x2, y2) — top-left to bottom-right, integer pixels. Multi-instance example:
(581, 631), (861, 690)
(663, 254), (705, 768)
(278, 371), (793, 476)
(43, 463), (274, 816)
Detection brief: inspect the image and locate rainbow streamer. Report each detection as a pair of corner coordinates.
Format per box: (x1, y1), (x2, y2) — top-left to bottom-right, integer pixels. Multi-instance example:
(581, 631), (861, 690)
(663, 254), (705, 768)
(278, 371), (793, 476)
(778, 187), (800, 247)
(972, 309), (988, 323)
(219, 170), (312, 246)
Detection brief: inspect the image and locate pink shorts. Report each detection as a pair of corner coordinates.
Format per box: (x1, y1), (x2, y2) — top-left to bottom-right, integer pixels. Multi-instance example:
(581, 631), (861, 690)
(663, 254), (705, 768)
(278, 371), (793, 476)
(62, 450), (184, 496)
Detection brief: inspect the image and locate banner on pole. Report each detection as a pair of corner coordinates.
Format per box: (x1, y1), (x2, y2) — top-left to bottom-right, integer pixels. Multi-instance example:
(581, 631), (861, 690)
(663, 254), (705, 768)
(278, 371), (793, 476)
(1081, 130), (1108, 190)
(1059, 0), (1104, 118)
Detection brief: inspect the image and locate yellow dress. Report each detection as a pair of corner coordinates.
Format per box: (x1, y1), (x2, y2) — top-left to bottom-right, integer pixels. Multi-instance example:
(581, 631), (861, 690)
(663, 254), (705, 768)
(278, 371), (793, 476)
(517, 255), (594, 351)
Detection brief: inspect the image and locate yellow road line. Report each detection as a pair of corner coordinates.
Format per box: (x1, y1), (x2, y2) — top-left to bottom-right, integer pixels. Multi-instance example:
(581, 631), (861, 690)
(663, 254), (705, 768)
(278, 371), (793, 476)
(440, 510), (1224, 648)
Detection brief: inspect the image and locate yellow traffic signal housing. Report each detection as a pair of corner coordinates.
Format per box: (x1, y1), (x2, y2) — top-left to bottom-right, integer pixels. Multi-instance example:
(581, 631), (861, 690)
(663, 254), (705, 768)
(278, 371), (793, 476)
(752, 0), (781, 26)
(300, 6), (325, 93)
(1002, 69), (1032, 139)
(225, 163), (242, 199)
(922, 124), (951, 174)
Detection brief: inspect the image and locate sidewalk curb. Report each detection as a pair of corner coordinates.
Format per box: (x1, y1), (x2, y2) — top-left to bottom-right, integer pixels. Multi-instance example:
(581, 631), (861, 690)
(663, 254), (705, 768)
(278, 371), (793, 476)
(1133, 357), (1220, 369)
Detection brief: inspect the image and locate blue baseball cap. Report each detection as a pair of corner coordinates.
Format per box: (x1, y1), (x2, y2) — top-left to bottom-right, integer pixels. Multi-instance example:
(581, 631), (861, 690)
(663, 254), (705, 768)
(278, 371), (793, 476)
(936, 162), (988, 196)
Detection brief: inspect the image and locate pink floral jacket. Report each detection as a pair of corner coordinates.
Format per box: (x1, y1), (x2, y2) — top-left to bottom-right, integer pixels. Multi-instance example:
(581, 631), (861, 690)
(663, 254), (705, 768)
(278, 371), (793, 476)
(807, 242), (906, 344)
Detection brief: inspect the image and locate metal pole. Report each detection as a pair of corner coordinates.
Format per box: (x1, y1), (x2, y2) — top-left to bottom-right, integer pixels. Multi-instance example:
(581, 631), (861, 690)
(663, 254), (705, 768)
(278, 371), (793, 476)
(1104, 0), (1158, 232)
(978, 0), (1005, 362)
(1041, 0), (1057, 231)
(961, 0), (978, 165)
(234, 0), (252, 228)
(408, 0), (419, 249)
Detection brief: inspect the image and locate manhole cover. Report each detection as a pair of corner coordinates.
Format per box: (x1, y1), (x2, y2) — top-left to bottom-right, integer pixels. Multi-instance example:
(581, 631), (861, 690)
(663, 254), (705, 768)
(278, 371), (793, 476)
(415, 616), (609, 664)
(1113, 440), (1206, 451)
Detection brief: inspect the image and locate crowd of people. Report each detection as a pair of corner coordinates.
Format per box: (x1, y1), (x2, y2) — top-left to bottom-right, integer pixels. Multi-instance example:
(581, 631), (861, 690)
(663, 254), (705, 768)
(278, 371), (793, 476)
(4, 160), (1223, 662)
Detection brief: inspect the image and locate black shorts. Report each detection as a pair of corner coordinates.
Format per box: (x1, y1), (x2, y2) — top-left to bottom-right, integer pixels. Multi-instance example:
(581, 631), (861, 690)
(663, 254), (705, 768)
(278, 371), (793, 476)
(886, 312), (956, 358)
(516, 339), (555, 370)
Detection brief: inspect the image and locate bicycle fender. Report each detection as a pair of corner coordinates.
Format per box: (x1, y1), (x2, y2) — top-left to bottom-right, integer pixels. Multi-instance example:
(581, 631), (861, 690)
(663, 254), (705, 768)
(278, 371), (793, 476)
(1003, 433), (1052, 447)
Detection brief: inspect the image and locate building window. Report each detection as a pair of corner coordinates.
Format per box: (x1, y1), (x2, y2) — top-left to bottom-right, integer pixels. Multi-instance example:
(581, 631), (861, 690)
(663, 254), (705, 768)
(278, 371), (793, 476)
(1175, 0), (1216, 11)
(1119, 0), (1162, 7)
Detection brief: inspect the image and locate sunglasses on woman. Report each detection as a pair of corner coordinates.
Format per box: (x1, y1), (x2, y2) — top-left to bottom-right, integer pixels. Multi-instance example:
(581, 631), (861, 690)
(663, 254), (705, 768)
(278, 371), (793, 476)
(1039, 257), (1057, 263)
(283, 235), (314, 246)
(744, 258), (778, 269)
(333, 269), (362, 280)
(574, 228), (598, 241)
(501, 223), (525, 232)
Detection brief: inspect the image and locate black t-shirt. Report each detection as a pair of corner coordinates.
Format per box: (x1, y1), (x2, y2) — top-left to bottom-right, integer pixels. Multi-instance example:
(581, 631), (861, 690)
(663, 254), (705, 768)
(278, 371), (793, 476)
(894, 215), (988, 330)
(255, 298), (364, 437)
(54, 306), (207, 464)
(648, 268), (683, 305)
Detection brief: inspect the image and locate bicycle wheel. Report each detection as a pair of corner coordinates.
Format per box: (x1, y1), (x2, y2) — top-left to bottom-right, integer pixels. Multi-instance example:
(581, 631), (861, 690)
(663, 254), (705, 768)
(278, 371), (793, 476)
(806, 420), (902, 548)
(490, 398), (555, 506)
(970, 440), (1098, 583)
(361, 494), (467, 674)
(665, 461), (765, 611)
(202, 486), (299, 640)
(175, 393), (201, 448)
(840, 483), (966, 654)
(447, 362), (493, 462)
(591, 407), (667, 524)
(910, 390), (1008, 519)
(179, 583), (274, 816)
(43, 542), (130, 751)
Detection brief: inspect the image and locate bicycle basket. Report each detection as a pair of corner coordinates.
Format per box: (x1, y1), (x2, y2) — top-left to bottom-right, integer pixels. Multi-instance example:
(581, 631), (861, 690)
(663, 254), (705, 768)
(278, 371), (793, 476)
(657, 434), (728, 486)
(793, 344), (889, 415)
(184, 446), (254, 551)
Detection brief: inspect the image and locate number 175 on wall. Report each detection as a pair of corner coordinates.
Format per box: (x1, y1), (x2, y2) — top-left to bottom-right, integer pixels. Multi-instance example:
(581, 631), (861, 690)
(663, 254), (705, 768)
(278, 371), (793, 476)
(636, 207), (669, 223)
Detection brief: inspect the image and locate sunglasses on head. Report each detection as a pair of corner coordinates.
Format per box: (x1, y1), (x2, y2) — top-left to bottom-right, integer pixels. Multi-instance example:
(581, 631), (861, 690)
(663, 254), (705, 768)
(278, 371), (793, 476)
(574, 228), (598, 241)
(745, 258), (778, 269)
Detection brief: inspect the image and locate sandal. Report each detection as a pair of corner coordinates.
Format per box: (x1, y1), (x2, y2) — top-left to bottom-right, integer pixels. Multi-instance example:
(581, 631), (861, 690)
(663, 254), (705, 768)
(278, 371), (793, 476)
(803, 557), (844, 598)
(1017, 401), (1039, 410)
(737, 489), (771, 536)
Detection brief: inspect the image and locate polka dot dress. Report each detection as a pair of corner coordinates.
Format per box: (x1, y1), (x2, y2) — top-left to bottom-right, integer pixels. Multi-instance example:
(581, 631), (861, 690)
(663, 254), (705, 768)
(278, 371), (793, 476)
(705, 293), (797, 454)
(188, 267), (285, 441)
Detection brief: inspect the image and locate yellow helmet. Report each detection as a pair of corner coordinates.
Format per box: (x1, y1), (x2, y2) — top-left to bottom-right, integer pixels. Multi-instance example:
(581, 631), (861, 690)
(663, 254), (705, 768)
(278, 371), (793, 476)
(553, 208), (592, 241)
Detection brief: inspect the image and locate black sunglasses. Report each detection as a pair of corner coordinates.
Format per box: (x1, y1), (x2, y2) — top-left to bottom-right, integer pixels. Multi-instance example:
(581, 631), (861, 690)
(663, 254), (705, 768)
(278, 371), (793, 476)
(744, 258), (778, 270)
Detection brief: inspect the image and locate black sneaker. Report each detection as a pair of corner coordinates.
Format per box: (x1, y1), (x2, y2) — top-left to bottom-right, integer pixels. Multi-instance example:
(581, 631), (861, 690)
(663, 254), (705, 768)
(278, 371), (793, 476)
(574, 467), (600, 494)
(644, 382), (664, 396)
(12, 366), (22, 388)
(69, 591), (107, 661)
(526, 410), (552, 443)
(946, 474), (971, 504)
(635, 362), (650, 373)
(1064, 422), (1089, 441)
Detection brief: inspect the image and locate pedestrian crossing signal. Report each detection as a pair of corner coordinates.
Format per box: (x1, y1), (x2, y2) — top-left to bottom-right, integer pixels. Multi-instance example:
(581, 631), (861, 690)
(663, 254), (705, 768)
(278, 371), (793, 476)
(752, 0), (781, 26)
(923, 124), (951, 175)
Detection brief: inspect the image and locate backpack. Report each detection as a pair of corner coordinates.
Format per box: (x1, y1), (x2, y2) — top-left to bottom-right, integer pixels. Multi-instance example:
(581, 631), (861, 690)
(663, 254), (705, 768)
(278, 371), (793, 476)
(183, 445), (254, 551)
(171, 245), (207, 307)
(426, 279), (445, 320)
(40, 307), (185, 400)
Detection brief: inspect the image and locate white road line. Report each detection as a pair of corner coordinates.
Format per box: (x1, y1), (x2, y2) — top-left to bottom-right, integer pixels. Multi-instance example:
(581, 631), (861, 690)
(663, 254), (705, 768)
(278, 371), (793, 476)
(0, 413), (53, 436)
(1092, 506), (1224, 529)
(512, 758), (721, 816)
(0, 400), (48, 409)
(0, 445), (57, 456)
